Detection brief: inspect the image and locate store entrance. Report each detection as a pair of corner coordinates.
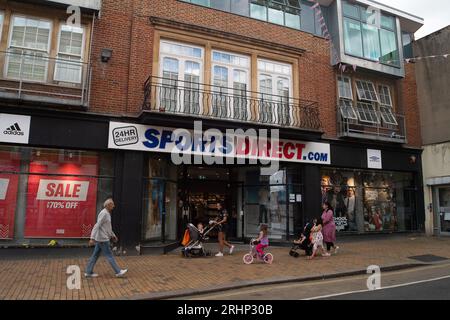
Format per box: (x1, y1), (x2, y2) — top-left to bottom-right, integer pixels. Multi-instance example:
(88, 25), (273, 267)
(438, 187), (450, 235)
(178, 166), (242, 240)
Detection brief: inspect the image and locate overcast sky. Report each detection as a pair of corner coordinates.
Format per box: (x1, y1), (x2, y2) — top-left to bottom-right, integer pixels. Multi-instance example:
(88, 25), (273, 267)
(376, 0), (450, 39)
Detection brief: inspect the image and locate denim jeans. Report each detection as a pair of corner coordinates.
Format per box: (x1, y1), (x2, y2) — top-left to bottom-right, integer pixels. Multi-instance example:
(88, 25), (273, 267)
(86, 241), (121, 275)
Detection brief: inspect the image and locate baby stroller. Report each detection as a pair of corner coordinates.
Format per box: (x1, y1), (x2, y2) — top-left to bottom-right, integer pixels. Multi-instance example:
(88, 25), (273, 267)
(181, 222), (217, 258)
(290, 221), (313, 258)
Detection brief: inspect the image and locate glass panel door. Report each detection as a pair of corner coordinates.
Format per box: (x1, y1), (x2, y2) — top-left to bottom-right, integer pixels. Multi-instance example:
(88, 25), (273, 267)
(439, 187), (450, 234)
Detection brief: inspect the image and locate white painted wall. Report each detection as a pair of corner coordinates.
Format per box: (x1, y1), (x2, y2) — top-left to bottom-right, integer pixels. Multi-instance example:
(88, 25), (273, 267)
(422, 142), (450, 235)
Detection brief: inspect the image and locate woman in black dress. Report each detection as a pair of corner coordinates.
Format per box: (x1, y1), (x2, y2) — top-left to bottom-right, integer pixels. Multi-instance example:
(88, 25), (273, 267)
(215, 202), (235, 257)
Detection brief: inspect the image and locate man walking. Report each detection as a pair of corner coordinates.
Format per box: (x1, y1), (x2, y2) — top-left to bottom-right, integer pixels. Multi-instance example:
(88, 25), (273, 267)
(85, 198), (128, 278)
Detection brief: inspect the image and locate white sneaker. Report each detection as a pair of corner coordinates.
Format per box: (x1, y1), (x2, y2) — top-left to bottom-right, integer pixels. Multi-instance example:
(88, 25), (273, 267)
(84, 273), (99, 278)
(229, 245), (235, 255)
(115, 269), (128, 277)
(215, 252), (224, 257)
(334, 246), (340, 254)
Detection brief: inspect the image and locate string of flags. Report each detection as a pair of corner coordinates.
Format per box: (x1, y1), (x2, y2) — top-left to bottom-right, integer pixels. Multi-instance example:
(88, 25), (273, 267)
(393, 54), (450, 64)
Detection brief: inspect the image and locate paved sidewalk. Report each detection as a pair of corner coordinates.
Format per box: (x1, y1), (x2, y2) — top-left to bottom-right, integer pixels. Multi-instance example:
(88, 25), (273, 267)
(1, 235), (450, 300)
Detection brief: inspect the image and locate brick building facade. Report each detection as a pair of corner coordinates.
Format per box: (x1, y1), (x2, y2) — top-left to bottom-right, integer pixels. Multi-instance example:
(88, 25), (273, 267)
(0, 0), (425, 250)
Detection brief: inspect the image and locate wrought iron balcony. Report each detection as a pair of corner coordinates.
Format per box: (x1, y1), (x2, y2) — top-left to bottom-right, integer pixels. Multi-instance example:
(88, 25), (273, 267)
(337, 105), (407, 143)
(0, 50), (91, 108)
(143, 76), (321, 131)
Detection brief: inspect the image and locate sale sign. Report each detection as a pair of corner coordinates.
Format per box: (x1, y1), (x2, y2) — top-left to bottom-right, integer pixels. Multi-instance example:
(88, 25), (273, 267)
(0, 151), (20, 239)
(24, 154), (98, 238)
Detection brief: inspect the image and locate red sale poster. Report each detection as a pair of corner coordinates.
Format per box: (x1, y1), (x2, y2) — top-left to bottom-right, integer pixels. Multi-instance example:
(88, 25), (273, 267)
(24, 152), (99, 238)
(0, 151), (20, 239)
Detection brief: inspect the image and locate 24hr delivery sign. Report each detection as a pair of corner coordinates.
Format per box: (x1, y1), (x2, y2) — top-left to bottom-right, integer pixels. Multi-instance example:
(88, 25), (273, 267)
(24, 160), (98, 238)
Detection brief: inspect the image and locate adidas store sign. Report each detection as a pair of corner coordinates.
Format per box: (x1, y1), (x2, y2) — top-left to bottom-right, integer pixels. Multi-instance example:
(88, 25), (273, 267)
(4, 123), (25, 136)
(0, 113), (30, 144)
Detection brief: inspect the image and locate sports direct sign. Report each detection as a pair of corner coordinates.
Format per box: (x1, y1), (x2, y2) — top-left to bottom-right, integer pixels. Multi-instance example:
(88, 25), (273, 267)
(108, 121), (331, 165)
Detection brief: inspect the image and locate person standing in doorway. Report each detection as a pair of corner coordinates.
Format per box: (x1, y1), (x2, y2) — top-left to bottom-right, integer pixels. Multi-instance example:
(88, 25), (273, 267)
(85, 198), (128, 278)
(215, 202), (235, 257)
(258, 187), (269, 224)
(321, 201), (339, 255)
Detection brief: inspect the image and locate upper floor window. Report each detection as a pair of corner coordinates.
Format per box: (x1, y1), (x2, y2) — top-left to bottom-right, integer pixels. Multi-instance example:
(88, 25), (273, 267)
(181, 0), (323, 35)
(212, 50), (250, 120)
(339, 78), (397, 126)
(342, 0), (400, 67)
(159, 40), (204, 113)
(258, 59), (292, 125)
(337, 75), (357, 120)
(378, 84), (397, 125)
(7, 16), (52, 82)
(55, 25), (84, 83)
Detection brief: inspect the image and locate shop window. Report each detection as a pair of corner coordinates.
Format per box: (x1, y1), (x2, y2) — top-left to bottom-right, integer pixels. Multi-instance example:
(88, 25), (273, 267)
(0, 146), (115, 241)
(54, 25), (84, 83)
(0, 150), (21, 239)
(143, 156), (178, 241)
(7, 15), (52, 82)
(321, 169), (416, 233)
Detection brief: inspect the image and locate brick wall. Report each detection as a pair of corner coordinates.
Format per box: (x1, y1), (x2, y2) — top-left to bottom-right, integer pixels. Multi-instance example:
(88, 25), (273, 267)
(88, 0), (421, 147)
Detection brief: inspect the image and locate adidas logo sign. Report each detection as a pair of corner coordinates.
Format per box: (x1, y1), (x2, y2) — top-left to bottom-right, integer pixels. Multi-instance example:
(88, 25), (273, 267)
(3, 123), (24, 136)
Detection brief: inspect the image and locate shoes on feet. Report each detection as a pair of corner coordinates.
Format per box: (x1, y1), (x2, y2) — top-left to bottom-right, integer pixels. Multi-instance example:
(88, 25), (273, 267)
(215, 252), (224, 257)
(84, 273), (99, 278)
(229, 245), (235, 255)
(115, 269), (128, 277)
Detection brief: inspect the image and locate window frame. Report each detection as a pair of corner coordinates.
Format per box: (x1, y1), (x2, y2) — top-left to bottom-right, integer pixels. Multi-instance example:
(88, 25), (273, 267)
(341, 0), (400, 67)
(54, 23), (86, 84)
(211, 49), (251, 120)
(337, 75), (353, 100)
(378, 84), (398, 125)
(257, 58), (293, 125)
(355, 79), (379, 103)
(6, 14), (53, 83)
(356, 101), (380, 124)
(159, 40), (205, 113)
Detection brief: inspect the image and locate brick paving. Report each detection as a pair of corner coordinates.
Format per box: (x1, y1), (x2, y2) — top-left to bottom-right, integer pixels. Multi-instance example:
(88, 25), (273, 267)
(1, 236), (450, 300)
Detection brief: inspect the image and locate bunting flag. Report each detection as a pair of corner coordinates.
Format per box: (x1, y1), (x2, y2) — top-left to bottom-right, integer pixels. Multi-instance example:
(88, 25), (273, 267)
(386, 53), (450, 65)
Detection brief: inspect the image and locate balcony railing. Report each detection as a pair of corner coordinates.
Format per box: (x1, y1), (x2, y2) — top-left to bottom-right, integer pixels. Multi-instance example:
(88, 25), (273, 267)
(0, 50), (91, 108)
(337, 106), (407, 143)
(143, 76), (321, 131)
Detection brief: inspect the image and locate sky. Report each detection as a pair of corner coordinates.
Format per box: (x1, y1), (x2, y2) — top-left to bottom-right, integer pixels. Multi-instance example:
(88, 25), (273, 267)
(376, 0), (450, 39)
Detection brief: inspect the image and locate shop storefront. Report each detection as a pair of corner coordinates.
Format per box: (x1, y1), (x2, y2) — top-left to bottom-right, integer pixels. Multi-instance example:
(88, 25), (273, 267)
(0, 145), (115, 243)
(109, 120), (425, 245)
(0, 111), (426, 248)
(321, 168), (417, 234)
